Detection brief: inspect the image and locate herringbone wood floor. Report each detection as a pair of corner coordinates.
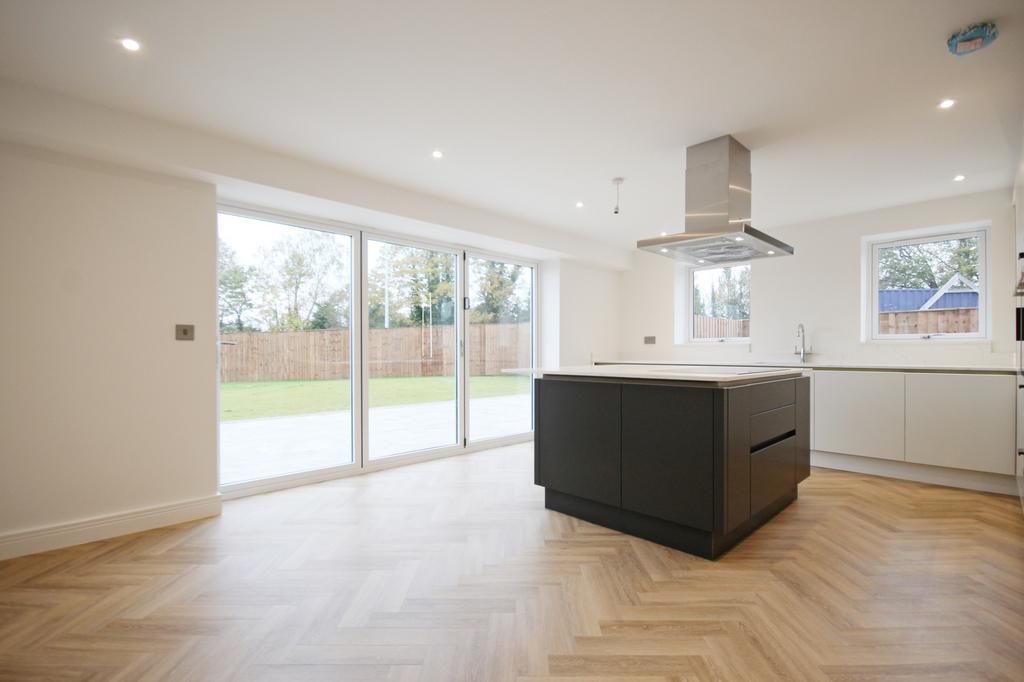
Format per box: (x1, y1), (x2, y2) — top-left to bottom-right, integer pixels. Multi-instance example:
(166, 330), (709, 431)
(1, 443), (1022, 681)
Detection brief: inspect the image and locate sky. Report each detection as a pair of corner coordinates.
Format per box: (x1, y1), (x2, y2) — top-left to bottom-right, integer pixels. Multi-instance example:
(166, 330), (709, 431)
(217, 212), (351, 265)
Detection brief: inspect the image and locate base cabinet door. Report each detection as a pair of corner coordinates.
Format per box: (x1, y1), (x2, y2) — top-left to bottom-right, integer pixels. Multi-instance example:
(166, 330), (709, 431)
(535, 379), (621, 506)
(814, 371), (905, 461)
(621, 385), (714, 530)
(905, 373), (1015, 475)
(750, 436), (796, 512)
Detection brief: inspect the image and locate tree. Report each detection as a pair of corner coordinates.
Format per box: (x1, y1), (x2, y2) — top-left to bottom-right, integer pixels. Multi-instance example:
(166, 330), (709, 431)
(309, 291), (346, 330)
(692, 280), (707, 317)
(469, 260), (529, 324)
(878, 237), (978, 290)
(401, 249), (456, 326)
(366, 243), (458, 329)
(254, 231), (350, 331)
(718, 266), (750, 320)
(367, 242), (416, 328)
(218, 239), (256, 331)
(702, 266), (749, 320)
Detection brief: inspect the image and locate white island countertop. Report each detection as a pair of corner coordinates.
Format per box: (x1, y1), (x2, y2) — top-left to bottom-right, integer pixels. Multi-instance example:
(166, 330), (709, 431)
(511, 364), (803, 386)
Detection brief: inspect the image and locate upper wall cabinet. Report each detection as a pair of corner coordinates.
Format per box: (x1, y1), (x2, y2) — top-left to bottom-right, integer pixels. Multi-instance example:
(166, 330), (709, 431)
(814, 371), (905, 461)
(905, 373), (1015, 475)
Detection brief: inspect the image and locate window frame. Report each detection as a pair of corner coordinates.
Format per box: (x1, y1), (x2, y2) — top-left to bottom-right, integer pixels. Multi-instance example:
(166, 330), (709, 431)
(863, 222), (990, 343)
(678, 260), (752, 345)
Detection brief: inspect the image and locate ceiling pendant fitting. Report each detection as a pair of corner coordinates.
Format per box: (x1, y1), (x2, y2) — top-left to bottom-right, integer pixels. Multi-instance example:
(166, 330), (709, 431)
(612, 177), (624, 215)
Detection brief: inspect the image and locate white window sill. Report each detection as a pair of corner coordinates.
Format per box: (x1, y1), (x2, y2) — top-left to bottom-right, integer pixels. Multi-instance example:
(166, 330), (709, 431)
(862, 337), (992, 346)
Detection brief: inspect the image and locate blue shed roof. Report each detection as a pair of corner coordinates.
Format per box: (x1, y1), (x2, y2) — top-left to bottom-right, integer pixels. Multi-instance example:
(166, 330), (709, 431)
(879, 289), (978, 312)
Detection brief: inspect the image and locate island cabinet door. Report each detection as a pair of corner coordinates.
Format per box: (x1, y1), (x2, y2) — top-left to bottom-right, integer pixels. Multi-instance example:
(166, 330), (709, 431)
(620, 384), (715, 531)
(535, 379), (622, 507)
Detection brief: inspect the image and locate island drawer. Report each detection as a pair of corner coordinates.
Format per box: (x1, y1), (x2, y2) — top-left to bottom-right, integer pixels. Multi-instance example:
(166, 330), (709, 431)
(745, 379), (796, 415)
(749, 404), (796, 449)
(750, 435), (796, 512)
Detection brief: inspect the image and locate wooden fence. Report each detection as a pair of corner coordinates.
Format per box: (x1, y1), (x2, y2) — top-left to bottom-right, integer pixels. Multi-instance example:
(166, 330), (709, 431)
(220, 323), (531, 382)
(689, 309), (976, 338)
(692, 315), (749, 339)
(878, 307), (977, 335)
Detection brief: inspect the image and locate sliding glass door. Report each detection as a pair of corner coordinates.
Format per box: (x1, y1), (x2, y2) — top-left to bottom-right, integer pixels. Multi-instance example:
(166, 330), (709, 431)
(365, 238), (459, 459)
(218, 210), (535, 489)
(466, 255), (534, 441)
(217, 212), (355, 485)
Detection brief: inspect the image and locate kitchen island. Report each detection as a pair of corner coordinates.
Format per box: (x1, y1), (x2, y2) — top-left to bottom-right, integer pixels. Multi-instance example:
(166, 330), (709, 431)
(534, 364), (811, 559)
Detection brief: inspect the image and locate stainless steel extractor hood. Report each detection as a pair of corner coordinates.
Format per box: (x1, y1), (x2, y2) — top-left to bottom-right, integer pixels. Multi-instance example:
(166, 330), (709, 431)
(637, 135), (793, 265)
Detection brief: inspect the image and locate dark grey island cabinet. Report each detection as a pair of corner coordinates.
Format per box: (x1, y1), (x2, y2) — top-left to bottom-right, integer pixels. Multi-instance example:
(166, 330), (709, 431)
(534, 369), (811, 559)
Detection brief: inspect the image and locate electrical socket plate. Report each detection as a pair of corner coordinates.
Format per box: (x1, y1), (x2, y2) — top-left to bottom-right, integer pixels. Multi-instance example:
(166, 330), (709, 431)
(643, 335), (656, 345)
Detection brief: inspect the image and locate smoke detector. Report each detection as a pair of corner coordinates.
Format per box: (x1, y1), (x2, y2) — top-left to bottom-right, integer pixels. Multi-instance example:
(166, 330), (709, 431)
(948, 22), (998, 56)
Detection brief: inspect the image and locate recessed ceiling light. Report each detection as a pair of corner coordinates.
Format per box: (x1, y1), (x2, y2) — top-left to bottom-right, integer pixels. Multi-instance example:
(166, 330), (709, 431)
(120, 38), (141, 52)
(659, 248), (669, 253)
(938, 98), (956, 109)
(575, 201), (584, 208)
(953, 174), (966, 182)
(767, 250), (775, 255)
(659, 231), (667, 236)
(697, 259), (705, 264)
(431, 149), (443, 159)
(734, 236), (744, 242)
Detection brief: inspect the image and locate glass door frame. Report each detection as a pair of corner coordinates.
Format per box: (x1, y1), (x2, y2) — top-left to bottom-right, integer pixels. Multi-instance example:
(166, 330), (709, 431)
(217, 203), (539, 496)
(461, 249), (538, 446)
(216, 204), (364, 498)
(359, 231), (466, 468)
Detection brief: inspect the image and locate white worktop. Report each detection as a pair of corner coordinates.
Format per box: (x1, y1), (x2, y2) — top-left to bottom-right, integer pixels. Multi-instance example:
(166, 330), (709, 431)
(514, 364), (803, 385)
(600, 359), (1017, 374)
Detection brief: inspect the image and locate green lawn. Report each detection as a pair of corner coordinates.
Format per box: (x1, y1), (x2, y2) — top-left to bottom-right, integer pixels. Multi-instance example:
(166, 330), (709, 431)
(220, 375), (531, 421)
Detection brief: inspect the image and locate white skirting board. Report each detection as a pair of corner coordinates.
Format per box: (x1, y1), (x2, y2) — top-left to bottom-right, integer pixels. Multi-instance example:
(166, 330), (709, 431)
(0, 495), (222, 562)
(811, 451), (1018, 496)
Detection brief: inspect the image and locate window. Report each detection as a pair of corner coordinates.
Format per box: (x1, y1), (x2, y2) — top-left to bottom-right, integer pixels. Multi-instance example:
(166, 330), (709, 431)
(866, 224), (988, 340)
(684, 262), (751, 342)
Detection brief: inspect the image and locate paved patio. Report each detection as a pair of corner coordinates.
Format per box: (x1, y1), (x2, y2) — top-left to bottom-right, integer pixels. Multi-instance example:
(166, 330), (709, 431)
(220, 394), (532, 484)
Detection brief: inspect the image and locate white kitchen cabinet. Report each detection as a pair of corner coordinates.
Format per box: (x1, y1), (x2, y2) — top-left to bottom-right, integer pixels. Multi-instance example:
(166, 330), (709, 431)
(905, 373), (1015, 475)
(814, 371), (905, 461)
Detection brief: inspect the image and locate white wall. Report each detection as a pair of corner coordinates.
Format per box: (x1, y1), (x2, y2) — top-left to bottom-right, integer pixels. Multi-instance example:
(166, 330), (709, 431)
(619, 188), (1016, 367)
(556, 259), (622, 366)
(538, 259), (561, 368)
(0, 143), (220, 558)
(537, 258), (621, 368)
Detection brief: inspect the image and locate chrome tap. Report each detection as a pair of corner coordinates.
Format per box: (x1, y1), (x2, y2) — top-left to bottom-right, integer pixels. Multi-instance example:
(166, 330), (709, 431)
(795, 323), (807, 362)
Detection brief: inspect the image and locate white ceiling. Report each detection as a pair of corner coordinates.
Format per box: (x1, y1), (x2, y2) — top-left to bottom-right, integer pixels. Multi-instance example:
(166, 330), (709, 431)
(0, 1), (1021, 248)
